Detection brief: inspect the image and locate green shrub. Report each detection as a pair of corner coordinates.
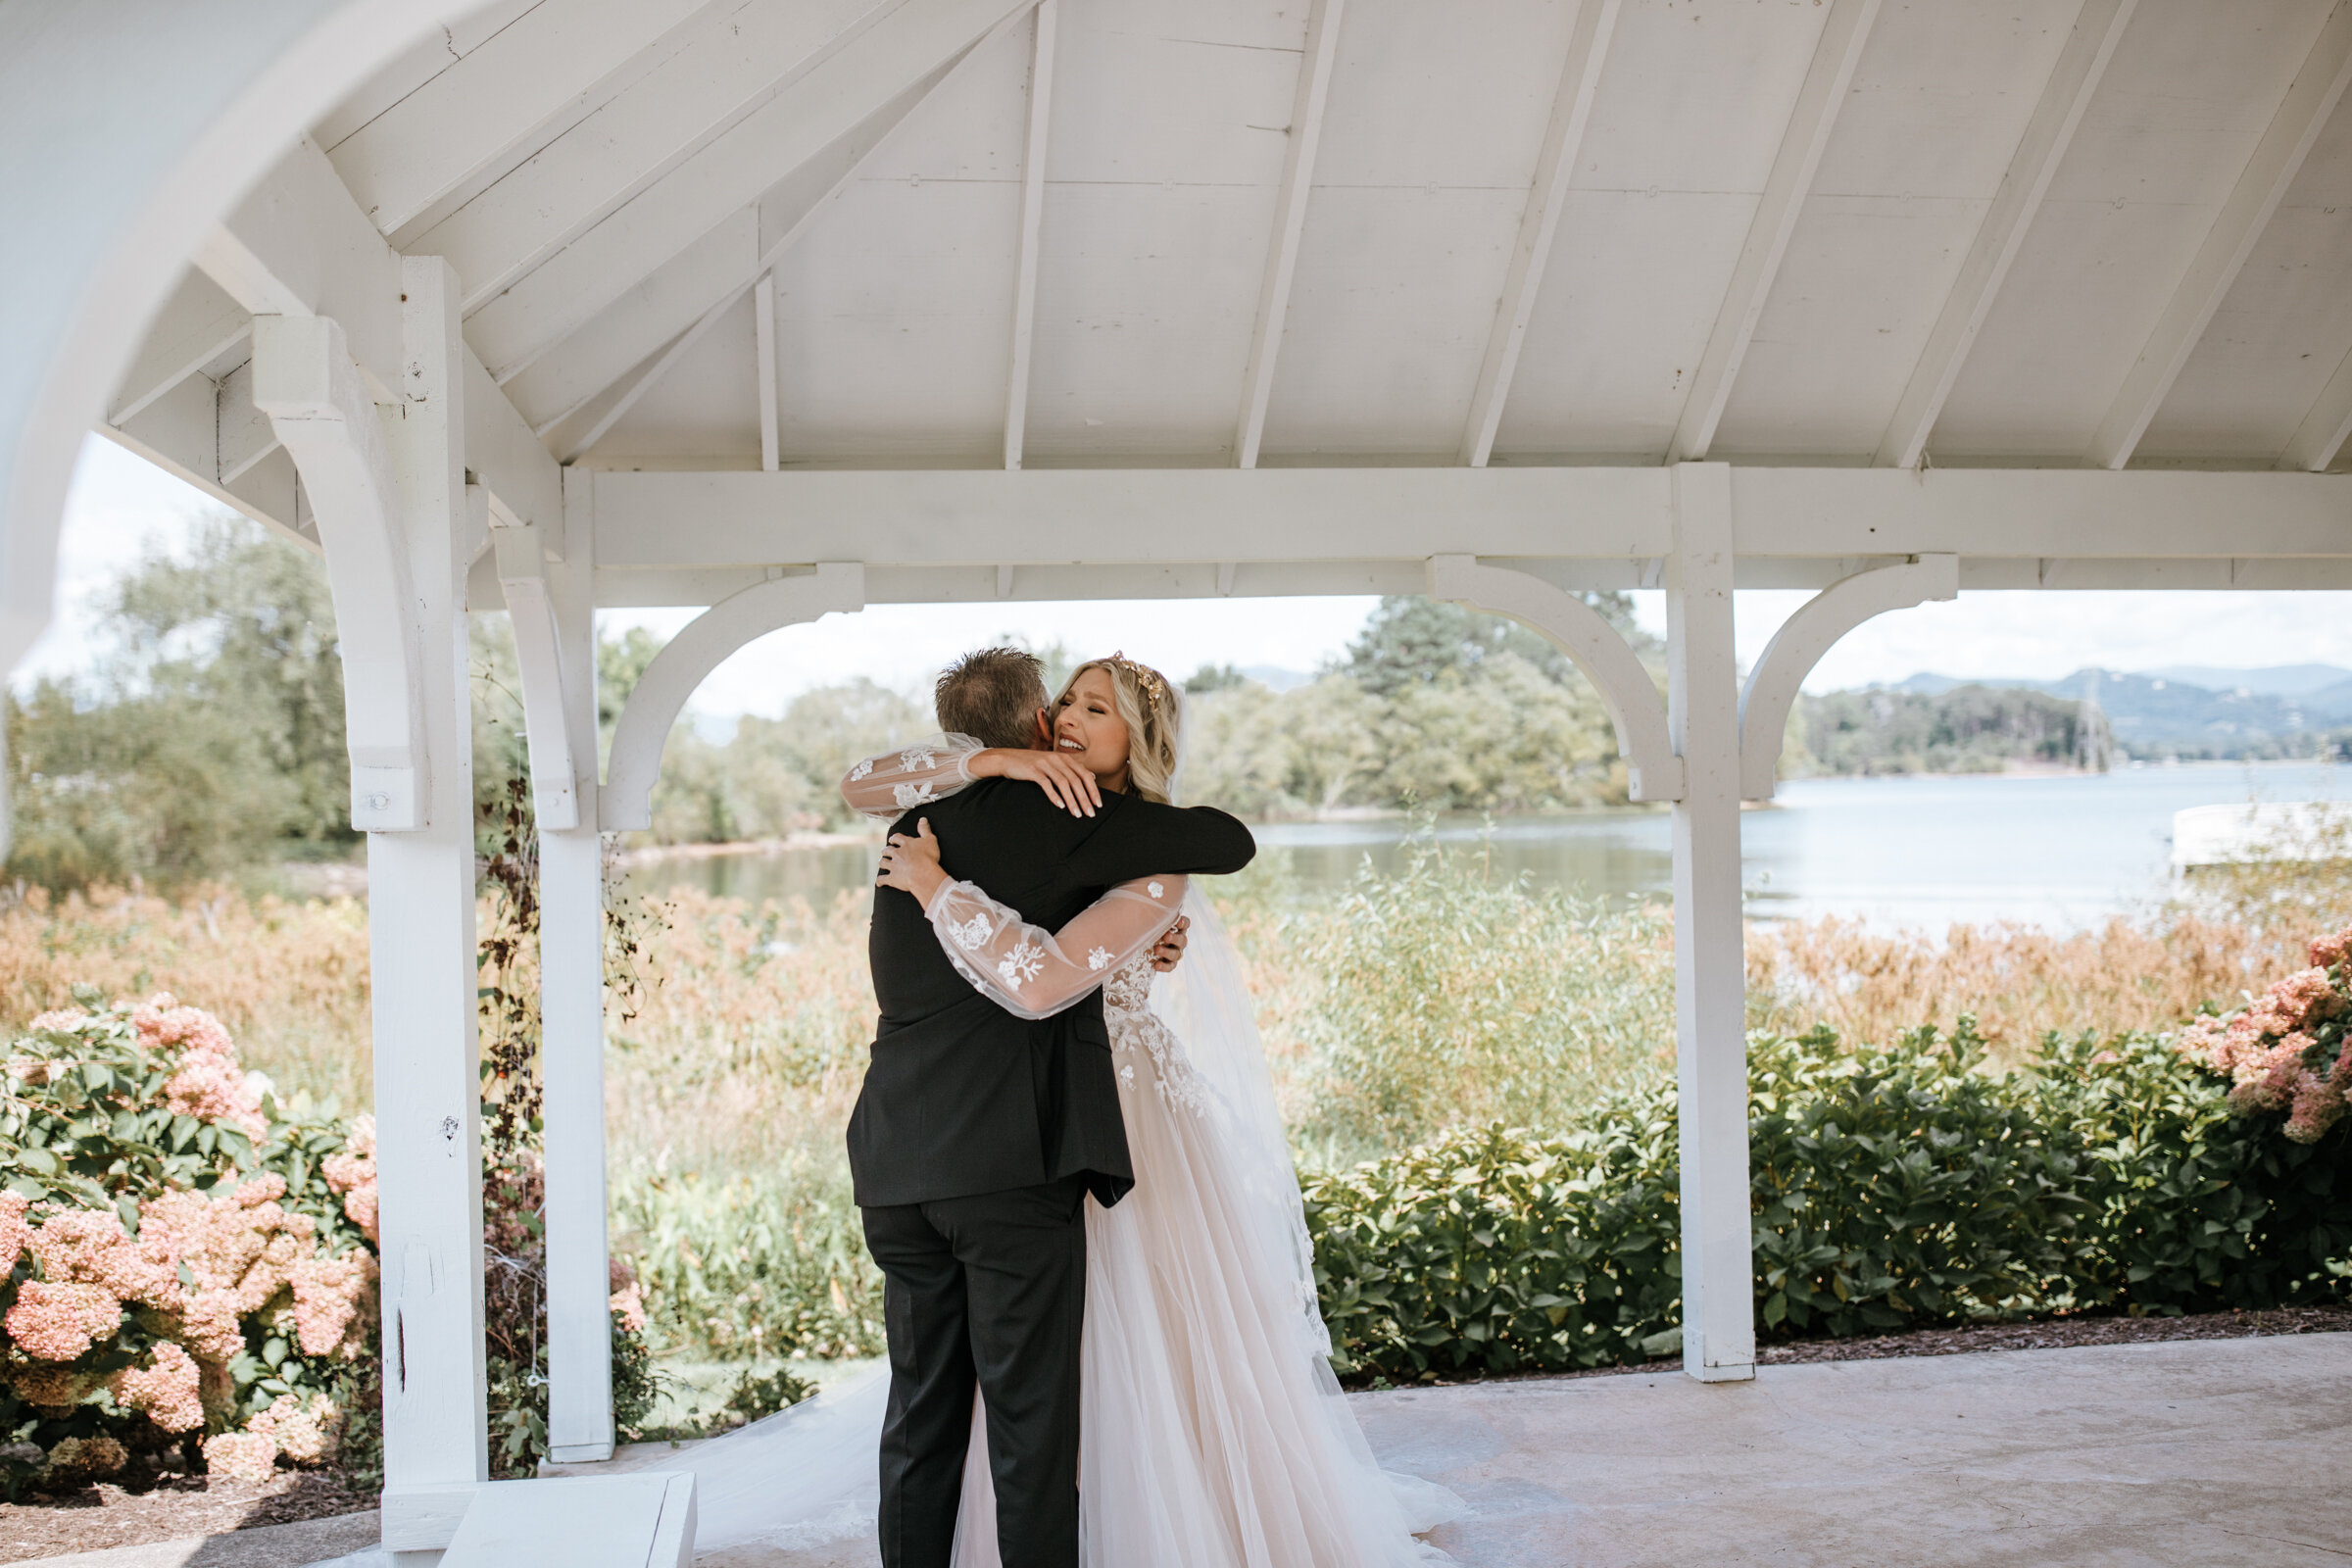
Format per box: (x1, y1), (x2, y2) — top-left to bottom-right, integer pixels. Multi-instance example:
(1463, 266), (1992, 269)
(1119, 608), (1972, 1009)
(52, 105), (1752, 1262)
(1308, 1022), (2352, 1385)
(613, 1162), (884, 1363)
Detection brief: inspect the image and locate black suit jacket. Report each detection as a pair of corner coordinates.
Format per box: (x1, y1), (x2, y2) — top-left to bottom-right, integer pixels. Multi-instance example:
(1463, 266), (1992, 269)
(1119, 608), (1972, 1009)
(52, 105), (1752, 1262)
(848, 778), (1255, 1209)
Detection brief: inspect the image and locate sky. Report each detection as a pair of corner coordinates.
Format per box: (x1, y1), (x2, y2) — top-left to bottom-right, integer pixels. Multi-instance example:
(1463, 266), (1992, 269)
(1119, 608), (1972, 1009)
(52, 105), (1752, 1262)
(31, 435), (2352, 718)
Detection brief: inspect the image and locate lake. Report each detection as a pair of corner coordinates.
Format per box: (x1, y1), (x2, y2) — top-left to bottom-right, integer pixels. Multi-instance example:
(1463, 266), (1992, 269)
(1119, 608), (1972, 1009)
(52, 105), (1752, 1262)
(622, 760), (2351, 932)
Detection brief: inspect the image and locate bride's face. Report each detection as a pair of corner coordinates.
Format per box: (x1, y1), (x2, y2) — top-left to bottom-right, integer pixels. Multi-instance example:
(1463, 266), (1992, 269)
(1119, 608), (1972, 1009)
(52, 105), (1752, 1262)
(1054, 666), (1131, 787)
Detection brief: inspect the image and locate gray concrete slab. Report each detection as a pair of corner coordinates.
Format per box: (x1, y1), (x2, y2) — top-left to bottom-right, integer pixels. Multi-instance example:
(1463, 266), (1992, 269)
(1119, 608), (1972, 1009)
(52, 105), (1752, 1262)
(1356, 1334), (2352, 1567)
(24, 1509), (377, 1568)
(273, 1333), (2352, 1566)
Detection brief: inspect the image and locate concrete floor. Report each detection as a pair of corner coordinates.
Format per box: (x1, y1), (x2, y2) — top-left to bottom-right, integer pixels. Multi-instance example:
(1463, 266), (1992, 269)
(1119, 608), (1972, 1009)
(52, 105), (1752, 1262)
(693, 1334), (2352, 1568)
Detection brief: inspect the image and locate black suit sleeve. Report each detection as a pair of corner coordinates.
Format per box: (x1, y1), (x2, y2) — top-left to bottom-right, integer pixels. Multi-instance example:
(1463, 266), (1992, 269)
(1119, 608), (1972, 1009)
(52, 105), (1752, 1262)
(1072, 799), (1255, 888)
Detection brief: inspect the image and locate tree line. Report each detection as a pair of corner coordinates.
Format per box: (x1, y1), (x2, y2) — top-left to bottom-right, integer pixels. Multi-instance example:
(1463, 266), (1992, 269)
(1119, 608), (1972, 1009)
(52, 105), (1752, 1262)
(7, 510), (2121, 894)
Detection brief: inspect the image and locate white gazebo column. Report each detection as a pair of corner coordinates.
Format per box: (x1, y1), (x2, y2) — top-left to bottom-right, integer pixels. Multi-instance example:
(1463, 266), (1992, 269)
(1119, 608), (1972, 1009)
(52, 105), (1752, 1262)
(536, 471), (614, 1462)
(373, 256), (491, 1503)
(1666, 462), (1756, 1384)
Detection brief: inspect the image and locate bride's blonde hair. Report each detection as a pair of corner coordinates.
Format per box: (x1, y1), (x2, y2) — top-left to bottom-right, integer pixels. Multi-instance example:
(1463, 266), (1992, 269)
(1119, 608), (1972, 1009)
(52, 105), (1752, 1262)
(1055, 654), (1182, 804)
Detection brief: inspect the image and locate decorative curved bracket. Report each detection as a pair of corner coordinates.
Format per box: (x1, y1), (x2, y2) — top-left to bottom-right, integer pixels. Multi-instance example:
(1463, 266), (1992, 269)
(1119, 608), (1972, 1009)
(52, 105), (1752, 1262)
(604, 563), (867, 830)
(252, 314), (427, 831)
(486, 496), (584, 831)
(1738, 553), (1958, 800)
(1428, 554), (1686, 802)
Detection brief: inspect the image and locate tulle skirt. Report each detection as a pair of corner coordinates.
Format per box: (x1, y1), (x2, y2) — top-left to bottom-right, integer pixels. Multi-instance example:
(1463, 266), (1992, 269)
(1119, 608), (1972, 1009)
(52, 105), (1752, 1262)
(949, 1002), (1460, 1567)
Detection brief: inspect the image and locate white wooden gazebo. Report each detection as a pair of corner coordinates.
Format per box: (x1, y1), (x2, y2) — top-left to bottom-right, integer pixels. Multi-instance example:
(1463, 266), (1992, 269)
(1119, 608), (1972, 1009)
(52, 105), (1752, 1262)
(4, 0), (2349, 1559)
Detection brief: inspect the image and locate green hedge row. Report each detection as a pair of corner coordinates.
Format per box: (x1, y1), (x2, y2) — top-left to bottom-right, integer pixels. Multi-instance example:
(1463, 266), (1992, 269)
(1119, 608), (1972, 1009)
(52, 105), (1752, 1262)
(1304, 1023), (2352, 1384)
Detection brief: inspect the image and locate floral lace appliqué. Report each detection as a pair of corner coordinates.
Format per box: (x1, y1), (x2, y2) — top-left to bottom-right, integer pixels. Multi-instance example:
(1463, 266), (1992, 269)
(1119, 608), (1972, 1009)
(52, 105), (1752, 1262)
(848, 758), (873, 781)
(946, 912), (993, 952)
(893, 780), (937, 808)
(1103, 958), (1213, 1117)
(900, 745), (940, 771)
(997, 939), (1045, 990)
(1087, 947), (1113, 972)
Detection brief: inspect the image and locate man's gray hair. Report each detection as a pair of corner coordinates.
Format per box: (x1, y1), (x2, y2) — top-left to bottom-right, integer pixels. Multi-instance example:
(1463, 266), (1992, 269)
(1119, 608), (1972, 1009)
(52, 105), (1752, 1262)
(935, 647), (1048, 750)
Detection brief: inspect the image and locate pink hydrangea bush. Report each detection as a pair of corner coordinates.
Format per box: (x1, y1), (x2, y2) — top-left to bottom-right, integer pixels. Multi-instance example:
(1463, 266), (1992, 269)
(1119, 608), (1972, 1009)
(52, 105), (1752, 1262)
(2176, 919), (2352, 1143)
(0, 995), (378, 1491)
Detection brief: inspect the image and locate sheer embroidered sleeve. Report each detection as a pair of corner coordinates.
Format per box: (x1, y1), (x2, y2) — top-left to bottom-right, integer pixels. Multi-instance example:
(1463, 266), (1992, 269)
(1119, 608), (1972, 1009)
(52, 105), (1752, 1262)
(840, 733), (985, 821)
(927, 875), (1190, 1020)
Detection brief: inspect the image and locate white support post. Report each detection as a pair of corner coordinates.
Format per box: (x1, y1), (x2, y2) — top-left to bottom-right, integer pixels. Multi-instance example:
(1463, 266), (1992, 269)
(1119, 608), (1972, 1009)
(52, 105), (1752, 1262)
(1666, 462), (1754, 1384)
(540, 468), (613, 1463)
(372, 255), (490, 1523)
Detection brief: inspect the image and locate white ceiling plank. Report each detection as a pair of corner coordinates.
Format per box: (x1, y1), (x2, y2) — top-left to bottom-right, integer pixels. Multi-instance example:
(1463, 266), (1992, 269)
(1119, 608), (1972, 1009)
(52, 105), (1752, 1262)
(413, 0), (906, 313)
(107, 268), (252, 426)
(755, 271), (781, 472)
(1234, 0), (1348, 469)
(1667, 0), (1883, 464)
(2279, 341), (2352, 470)
(465, 0), (1029, 381)
(215, 359), (281, 485)
(1003, 0), (1058, 471)
(1459, 0), (1623, 468)
(503, 208), (760, 432)
(2087, 0), (2352, 470)
(544, 17), (1012, 459)
(331, 0), (722, 238)
(586, 465), (2351, 576)
(312, 0), (542, 151)
(1875, 0), (2138, 470)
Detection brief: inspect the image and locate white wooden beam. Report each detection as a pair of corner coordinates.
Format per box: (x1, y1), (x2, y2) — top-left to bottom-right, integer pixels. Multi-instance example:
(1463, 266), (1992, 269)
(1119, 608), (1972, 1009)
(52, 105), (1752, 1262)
(485, 500), (581, 832)
(2088, 0), (2352, 470)
(410, 0), (902, 313)
(1004, 0), (1058, 470)
(1876, 0), (2137, 470)
(1429, 552), (1682, 801)
(539, 467), (612, 1464)
(1737, 554), (1957, 798)
(463, 0), (1029, 379)
(1459, 0), (1621, 468)
(1668, 0), (1882, 463)
(252, 313), (428, 834)
(370, 256), (492, 1502)
(544, 24), (1009, 462)
(604, 564), (866, 829)
(107, 269), (251, 426)
(2280, 342), (2352, 472)
(585, 464), (2352, 573)
(1235, 0), (1347, 469)
(755, 272), (782, 472)
(100, 375), (317, 554)
(196, 138), (406, 394)
(330, 0), (718, 238)
(1664, 461), (1752, 1384)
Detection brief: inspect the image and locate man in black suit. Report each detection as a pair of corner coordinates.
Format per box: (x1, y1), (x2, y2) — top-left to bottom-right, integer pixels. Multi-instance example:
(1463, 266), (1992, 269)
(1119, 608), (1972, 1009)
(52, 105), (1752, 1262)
(850, 648), (1255, 1568)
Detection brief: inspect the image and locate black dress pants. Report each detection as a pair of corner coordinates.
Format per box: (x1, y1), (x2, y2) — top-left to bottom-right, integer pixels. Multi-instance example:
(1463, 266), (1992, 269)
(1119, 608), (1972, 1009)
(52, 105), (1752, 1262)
(861, 1176), (1088, 1568)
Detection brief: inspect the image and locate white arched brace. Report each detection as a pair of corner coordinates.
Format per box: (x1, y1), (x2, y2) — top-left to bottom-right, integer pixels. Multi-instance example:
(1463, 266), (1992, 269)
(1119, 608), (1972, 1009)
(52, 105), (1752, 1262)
(1428, 554), (1686, 802)
(605, 563), (866, 830)
(252, 313), (427, 831)
(1738, 553), (1957, 800)
(486, 493), (584, 831)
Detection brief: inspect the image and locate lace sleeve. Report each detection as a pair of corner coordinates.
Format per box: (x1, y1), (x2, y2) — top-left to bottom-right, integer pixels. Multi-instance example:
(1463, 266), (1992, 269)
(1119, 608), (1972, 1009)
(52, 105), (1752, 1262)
(927, 875), (1190, 1020)
(840, 733), (985, 820)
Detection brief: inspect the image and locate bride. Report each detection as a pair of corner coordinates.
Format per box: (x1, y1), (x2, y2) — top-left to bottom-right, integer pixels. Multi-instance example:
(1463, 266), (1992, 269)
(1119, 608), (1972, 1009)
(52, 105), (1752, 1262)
(673, 655), (1458, 1566)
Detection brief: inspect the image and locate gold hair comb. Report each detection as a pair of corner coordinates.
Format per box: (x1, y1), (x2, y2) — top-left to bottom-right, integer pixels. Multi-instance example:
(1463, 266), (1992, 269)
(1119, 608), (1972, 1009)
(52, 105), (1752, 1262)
(1103, 651), (1168, 713)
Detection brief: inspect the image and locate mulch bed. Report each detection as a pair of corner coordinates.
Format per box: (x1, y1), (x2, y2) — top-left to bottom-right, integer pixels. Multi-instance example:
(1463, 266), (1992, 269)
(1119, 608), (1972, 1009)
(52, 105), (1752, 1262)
(0, 1470), (371, 1565)
(4, 1307), (2345, 1561)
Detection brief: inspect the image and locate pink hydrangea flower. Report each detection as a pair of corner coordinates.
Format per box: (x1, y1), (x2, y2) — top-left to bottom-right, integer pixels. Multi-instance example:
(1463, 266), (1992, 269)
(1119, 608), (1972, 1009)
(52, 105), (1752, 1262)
(610, 1281), (646, 1336)
(0, 1192), (29, 1276)
(247, 1393), (342, 1465)
(113, 1343), (204, 1433)
(2309, 922), (2352, 971)
(323, 1115), (378, 1244)
(202, 1429), (277, 1483)
(290, 1250), (376, 1359)
(132, 995), (266, 1139)
(5, 1280), (122, 1360)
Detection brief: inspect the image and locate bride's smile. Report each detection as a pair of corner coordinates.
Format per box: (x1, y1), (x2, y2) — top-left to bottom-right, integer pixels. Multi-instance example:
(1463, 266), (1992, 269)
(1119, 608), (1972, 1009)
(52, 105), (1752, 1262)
(1053, 666), (1133, 791)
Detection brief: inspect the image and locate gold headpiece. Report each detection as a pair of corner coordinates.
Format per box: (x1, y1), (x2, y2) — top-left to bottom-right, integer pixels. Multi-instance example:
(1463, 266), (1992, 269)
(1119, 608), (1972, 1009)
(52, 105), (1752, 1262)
(1102, 651), (1168, 713)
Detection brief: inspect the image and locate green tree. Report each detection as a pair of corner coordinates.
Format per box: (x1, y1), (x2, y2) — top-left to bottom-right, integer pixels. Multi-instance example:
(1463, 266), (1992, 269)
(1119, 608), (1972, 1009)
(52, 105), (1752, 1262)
(1336, 593), (1652, 698)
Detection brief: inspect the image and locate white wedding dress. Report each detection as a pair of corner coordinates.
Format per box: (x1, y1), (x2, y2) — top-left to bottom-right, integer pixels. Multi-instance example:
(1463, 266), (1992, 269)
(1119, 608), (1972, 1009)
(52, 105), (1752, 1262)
(672, 738), (1462, 1566)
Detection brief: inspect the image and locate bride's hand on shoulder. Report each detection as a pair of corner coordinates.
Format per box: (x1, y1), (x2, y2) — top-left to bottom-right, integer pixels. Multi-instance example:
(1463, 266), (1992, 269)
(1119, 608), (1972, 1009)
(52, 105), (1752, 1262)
(969, 747), (1102, 817)
(877, 818), (951, 909)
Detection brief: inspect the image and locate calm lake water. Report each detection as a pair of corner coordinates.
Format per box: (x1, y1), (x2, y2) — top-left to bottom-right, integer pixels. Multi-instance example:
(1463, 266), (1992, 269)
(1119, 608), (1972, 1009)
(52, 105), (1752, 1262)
(623, 760), (2351, 932)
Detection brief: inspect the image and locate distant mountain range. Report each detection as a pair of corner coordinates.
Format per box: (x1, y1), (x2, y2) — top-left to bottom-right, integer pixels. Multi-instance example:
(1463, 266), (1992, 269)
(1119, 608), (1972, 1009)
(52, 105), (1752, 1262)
(1883, 665), (2352, 757)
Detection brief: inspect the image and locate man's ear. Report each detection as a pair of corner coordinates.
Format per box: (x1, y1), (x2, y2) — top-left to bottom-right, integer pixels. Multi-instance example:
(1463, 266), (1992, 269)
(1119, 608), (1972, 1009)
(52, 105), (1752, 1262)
(1032, 707), (1053, 750)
